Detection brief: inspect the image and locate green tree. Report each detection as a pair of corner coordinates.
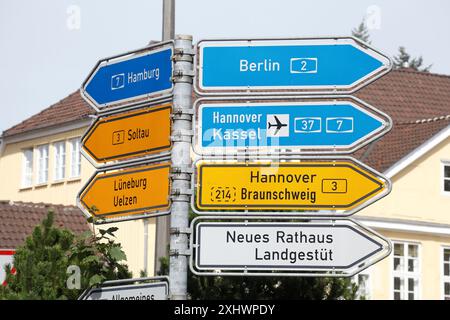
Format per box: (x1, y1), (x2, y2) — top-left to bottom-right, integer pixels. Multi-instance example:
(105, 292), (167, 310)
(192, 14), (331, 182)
(0, 211), (131, 300)
(187, 273), (357, 300)
(351, 19), (432, 73)
(352, 19), (371, 44)
(393, 46), (432, 72)
(67, 225), (131, 299)
(158, 210), (359, 300)
(157, 254), (358, 299)
(0, 211), (74, 299)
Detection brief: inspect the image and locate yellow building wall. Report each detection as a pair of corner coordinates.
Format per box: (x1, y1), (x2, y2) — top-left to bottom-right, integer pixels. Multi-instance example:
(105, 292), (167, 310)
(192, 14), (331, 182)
(360, 136), (450, 224)
(105, 219), (157, 278)
(0, 127), (93, 204)
(0, 126), (157, 277)
(358, 136), (450, 300)
(369, 230), (450, 300)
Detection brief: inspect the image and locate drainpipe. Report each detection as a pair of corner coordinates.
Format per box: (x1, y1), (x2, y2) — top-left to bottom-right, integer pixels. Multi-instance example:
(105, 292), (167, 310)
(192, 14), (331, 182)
(143, 219), (149, 275)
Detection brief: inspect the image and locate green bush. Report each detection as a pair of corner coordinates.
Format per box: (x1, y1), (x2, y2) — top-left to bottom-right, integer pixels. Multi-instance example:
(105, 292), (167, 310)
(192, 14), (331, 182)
(0, 210), (131, 300)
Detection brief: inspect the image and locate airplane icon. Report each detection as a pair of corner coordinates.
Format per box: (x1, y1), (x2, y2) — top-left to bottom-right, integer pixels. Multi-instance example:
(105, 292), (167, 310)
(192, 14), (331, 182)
(268, 116), (288, 136)
(267, 114), (289, 137)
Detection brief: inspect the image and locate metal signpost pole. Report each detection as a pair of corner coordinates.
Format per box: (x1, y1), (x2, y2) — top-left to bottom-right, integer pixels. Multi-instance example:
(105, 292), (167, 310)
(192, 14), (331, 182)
(169, 35), (194, 300)
(155, 0), (175, 278)
(162, 0), (175, 41)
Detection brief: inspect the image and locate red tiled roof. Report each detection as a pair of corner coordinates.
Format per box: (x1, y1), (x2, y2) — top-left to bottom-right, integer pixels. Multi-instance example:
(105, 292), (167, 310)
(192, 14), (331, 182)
(0, 200), (91, 248)
(356, 68), (450, 123)
(354, 118), (450, 173)
(353, 68), (450, 172)
(1, 91), (94, 138)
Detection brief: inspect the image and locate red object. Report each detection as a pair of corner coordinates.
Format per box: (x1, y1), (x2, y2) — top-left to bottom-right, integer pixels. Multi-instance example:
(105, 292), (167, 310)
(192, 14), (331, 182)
(0, 250), (15, 256)
(1, 249), (16, 286)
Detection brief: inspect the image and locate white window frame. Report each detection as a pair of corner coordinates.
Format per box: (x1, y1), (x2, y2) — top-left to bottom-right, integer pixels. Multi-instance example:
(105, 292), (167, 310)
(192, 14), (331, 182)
(36, 144), (49, 185)
(442, 246), (450, 300)
(53, 141), (66, 182)
(391, 241), (421, 300)
(21, 148), (34, 188)
(69, 137), (81, 178)
(352, 268), (372, 300)
(442, 161), (450, 195)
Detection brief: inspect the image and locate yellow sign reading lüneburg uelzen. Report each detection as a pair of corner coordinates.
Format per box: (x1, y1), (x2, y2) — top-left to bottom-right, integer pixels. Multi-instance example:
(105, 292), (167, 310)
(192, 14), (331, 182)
(79, 162), (170, 220)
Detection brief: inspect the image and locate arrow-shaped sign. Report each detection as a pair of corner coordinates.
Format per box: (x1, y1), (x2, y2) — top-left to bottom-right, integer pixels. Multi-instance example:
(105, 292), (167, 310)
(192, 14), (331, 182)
(83, 282), (168, 300)
(77, 162), (171, 223)
(194, 158), (391, 216)
(82, 103), (171, 165)
(191, 218), (391, 276)
(82, 42), (173, 110)
(195, 97), (392, 154)
(196, 37), (392, 95)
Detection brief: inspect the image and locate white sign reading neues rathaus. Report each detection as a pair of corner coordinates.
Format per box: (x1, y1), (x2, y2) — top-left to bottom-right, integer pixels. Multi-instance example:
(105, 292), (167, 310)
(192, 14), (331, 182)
(191, 218), (391, 276)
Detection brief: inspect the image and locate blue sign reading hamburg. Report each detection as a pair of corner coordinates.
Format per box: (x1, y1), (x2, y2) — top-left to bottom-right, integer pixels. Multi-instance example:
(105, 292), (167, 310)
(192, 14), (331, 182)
(84, 45), (173, 107)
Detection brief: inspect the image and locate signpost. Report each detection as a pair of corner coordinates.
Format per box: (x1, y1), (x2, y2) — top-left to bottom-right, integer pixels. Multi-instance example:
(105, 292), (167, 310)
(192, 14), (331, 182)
(82, 103), (172, 165)
(78, 35), (194, 299)
(82, 41), (174, 111)
(195, 97), (392, 154)
(196, 37), (392, 95)
(77, 31), (394, 299)
(79, 277), (169, 300)
(190, 218), (391, 277)
(77, 162), (171, 222)
(194, 159), (390, 215)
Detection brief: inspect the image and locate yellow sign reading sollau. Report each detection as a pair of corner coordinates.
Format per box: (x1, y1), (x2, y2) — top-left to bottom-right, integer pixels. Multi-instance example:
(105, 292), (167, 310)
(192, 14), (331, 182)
(79, 162), (170, 219)
(82, 104), (171, 163)
(196, 160), (389, 212)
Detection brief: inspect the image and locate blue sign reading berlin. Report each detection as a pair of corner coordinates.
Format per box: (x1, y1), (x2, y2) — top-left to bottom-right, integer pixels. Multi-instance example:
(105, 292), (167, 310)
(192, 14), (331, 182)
(196, 99), (392, 154)
(83, 44), (173, 108)
(197, 38), (391, 94)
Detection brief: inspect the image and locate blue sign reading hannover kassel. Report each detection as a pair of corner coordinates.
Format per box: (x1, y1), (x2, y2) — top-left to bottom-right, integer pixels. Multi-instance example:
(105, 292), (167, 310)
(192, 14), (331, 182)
(195, 99), (392, 154)
(83, 43), (173, 108)
(196, 38), (391, 94)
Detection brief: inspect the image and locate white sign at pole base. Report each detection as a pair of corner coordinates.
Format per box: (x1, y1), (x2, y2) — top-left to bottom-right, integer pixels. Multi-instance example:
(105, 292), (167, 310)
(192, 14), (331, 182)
(81, 279), (169, 300)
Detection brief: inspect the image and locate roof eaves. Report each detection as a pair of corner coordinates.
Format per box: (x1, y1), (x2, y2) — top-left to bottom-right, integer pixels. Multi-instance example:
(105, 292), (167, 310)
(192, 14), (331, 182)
(1, 117), (93, 145)
(394, 68), (450, 80)
(384, 123), (450, 178)
(356, 215), (450, 236)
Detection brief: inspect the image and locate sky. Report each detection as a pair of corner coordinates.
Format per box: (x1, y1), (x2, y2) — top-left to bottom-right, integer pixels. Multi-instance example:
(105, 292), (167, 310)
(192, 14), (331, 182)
(0, 0), (449, 133)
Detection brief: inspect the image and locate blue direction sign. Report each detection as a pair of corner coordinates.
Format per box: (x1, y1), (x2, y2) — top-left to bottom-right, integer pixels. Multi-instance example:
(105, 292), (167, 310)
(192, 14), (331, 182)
(196, 37), (392, 95)
(195, 97), (392, 154)
(82, 42), (173, 110)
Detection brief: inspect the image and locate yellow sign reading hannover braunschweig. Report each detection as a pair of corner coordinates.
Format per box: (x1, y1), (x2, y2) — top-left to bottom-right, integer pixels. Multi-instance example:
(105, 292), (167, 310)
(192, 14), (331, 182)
(195, 160), (389, 213)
